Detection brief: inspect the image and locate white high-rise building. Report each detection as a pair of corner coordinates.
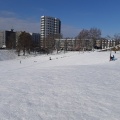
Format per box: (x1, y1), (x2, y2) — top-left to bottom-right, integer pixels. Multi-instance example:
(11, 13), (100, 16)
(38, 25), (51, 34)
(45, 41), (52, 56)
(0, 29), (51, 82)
(40, 16), (61, 49)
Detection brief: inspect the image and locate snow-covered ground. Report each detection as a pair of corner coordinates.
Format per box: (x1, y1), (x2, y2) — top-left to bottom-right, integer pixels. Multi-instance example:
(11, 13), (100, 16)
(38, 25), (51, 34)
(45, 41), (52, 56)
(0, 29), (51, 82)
(0, 50), (120, 120)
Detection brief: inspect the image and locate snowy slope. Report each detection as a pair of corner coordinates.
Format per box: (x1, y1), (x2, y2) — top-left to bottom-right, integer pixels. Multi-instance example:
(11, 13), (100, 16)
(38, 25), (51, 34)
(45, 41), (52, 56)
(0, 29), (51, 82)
(0, 51), (120, 120)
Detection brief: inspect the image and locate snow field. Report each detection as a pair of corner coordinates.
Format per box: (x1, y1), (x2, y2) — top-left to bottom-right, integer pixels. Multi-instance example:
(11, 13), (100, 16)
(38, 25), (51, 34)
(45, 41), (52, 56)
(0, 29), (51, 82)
(0, 50), (120, 120)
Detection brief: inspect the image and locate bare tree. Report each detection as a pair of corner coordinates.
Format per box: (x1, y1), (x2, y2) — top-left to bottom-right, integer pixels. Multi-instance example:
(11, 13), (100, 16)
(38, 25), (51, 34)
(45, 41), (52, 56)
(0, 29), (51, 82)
(89, 28), (101, 50)
(77, 29), (89, 51)
(45, 33), (62, 54)
(54, 34), (62, 53)
(17, 31), (32, 56)
(45, 34), (54, 54)
(114, 33), (120, 45)
(77, 28), (101, 51)
(64, 38), (68, 53)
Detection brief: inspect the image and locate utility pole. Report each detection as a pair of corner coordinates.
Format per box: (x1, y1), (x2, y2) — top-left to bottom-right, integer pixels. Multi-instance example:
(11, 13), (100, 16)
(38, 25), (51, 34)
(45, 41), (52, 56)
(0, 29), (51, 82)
(110, 47), (112, 61)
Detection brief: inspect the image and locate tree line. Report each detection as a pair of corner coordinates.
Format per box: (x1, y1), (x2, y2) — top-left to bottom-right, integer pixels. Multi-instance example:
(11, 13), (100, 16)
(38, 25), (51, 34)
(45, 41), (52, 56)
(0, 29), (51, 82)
(7, 28), (120, 56)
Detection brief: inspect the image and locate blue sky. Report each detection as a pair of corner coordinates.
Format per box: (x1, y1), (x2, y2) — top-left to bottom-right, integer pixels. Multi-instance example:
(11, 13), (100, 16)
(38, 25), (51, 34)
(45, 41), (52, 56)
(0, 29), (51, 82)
(0, 0), (120, 38)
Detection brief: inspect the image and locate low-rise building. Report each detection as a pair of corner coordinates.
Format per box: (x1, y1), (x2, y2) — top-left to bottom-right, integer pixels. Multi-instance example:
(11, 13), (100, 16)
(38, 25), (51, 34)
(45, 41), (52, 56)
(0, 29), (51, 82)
(5, 29), (16, 49)
(0, 29), (16, 49)
(55, 38), (93, 51)
(0, 31), (6, 48)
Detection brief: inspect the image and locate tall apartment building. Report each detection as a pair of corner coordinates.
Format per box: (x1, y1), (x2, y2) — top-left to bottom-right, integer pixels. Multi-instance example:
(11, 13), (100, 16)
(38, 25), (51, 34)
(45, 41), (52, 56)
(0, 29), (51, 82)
(40, 16), (61, 49)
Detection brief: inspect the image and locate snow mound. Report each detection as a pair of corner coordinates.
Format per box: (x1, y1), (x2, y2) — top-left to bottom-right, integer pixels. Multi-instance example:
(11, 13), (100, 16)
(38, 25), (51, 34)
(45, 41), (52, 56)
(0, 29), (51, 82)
(0, 50), (17, 61)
